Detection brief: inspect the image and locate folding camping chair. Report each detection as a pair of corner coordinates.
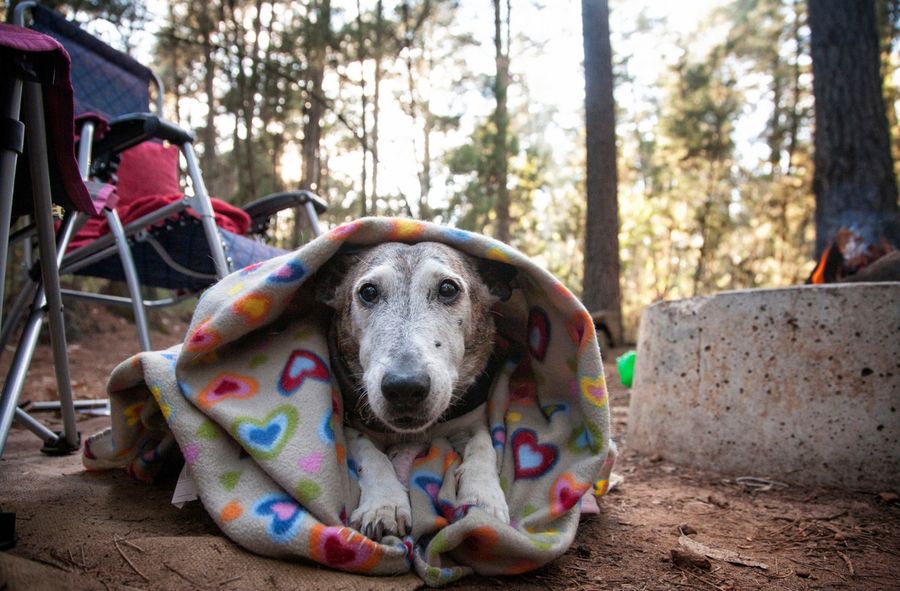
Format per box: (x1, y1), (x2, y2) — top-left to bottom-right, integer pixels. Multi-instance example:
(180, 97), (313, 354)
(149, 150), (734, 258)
(0, 2), (326, 456)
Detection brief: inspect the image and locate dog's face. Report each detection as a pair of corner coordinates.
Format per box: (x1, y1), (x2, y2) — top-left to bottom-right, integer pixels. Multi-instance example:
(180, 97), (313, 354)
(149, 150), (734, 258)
(320, 242), (509, 433)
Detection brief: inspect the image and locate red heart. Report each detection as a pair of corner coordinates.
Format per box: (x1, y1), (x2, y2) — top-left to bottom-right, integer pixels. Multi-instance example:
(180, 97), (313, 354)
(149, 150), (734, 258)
(558, 484), (581, 511)
(214, 379), (241, 395)
(527, 308), (550, 361)
(279, 350), (330, 396)
(324, 534), (356, 565)
(512, 429), (558, 480)
(550, 473), (590, 517)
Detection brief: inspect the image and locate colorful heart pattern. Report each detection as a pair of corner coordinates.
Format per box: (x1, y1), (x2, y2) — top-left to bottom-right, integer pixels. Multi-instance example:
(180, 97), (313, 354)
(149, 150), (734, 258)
(239, 261), (264, 275)
(298, 451), (324, 473)
(527, 308), (550, 361)
(278, 350), (330, 396)
(198, 373), (258, 408)
(511, 429), (558, 480)
(308, 524), (384, 572)
(267, 259), (307, 284)
(255, 494), (305, 542)
(413, 472), (462, 522)
(99, 219), (617, 582)
(567, 425), (593, 453)
(579, 374), (608, 408)
(232, 406), (299, 460)
(456, 526), (500, 562)
(184, 320), (220, 353)
(327, 220), (362, 240)
(490, 426), (506, 449)
(318, 410), (335, 444)
(549, 472), (590, 518)
(565, 311), (594, 349)
(541, 403), (569, 420)
(232, 292), (271, 324)
(388, 218), (426, 240)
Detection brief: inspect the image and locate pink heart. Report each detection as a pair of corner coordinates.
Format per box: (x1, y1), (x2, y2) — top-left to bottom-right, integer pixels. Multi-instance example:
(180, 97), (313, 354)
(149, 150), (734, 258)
(270, 501), (298, 522)
(183, 442), (200, 465)
(298, 452), (323, 473)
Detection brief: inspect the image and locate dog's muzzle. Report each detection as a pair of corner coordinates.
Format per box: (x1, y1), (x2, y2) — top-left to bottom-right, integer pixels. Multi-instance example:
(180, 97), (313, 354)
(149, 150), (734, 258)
(380, 357), (432, 429)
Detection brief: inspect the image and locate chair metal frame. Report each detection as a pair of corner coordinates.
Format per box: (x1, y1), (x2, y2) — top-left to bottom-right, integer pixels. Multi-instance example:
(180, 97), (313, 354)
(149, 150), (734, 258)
(0, 4), (82, 453)
(0, 2), (326, 456)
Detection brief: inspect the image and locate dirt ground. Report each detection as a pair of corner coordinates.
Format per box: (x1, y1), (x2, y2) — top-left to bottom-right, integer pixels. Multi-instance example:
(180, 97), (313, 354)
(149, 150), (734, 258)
(1, 304), (899, 590)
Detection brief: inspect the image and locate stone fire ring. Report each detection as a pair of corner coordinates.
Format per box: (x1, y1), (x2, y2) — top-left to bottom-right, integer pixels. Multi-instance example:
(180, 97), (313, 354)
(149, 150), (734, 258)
(628, 282), (899, 491)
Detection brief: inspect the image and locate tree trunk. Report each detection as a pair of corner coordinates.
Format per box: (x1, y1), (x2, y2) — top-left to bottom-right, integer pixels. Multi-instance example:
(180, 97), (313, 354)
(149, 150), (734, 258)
(300, 0), (329, 195)
(581, 0), (622, 340)
(200, 2), (217, 193)
(808, 0), (899, 256)
(371, 0), (383, 213)
(355, 0), (369, 216)
(492, 0), (510, 243)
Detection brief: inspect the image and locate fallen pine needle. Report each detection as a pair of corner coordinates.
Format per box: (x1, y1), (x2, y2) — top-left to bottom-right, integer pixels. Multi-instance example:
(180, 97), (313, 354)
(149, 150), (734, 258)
(218, 574), (244, 587)
(164, 561), (204, 587)
(114, 540), (149, 582)
(119, 538), (145, 553)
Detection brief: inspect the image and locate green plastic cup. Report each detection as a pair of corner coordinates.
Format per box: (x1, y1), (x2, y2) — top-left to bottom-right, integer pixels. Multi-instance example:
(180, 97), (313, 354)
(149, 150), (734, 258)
(616, 350), (636, 388)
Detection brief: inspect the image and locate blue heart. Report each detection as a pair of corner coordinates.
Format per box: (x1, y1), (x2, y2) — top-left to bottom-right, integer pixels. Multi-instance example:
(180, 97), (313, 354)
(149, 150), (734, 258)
(267, 260), (306, 284)
(289, 356), (316, 377)
(517, 446), (544, 471)
(249, 423), (281, 447)
(255, 494), (305, 542)
(232, 406), (298, 460)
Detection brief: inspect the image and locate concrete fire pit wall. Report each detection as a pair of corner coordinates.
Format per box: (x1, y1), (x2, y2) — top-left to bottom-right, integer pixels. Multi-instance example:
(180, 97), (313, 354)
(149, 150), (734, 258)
(628, 283), (899, 491)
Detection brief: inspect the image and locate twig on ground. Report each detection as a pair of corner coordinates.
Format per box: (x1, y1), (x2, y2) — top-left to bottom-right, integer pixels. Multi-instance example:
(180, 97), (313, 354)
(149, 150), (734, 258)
(674, 566), (728, 591)
(837, 551), (855, 576)
(217, 574), (243, 587)
(114, 539), (149, 582)
(164, 561), (204, 587)
(117, 537), (145, 553)
(735, 476), (789, 492)
(29, 553), (71, 572)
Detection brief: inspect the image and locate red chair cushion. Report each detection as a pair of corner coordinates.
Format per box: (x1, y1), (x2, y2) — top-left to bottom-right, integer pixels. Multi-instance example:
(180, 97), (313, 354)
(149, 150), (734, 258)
(116, 142), (181, 202)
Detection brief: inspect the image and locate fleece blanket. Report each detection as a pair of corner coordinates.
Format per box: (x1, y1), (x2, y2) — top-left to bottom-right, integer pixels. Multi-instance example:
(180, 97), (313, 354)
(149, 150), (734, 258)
(83, 217), (616, 586)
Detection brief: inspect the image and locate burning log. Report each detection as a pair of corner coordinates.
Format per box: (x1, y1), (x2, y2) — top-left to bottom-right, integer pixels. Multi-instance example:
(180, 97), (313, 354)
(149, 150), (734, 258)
(807, 227), (899, 283)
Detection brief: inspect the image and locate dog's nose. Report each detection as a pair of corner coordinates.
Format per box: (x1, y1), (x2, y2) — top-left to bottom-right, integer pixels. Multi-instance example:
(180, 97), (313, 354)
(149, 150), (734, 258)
(381, 369), (431, 406)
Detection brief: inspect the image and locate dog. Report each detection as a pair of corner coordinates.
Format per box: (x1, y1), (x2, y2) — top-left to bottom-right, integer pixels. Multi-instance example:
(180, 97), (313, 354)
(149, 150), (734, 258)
(316, 241), (514, 540)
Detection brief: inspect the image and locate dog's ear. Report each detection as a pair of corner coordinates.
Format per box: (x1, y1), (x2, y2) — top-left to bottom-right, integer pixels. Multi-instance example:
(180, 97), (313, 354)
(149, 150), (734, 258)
(314, 244), (367, 308)
(476, 257), (517, 302)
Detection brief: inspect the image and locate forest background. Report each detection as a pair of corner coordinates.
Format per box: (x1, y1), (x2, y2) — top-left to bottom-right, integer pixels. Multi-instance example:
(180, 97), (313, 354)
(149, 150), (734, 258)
(9, 0), (900, 339)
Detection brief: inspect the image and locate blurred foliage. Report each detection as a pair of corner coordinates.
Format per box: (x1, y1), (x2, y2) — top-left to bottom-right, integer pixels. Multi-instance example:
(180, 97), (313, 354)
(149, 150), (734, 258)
(4, 0), (897, 342)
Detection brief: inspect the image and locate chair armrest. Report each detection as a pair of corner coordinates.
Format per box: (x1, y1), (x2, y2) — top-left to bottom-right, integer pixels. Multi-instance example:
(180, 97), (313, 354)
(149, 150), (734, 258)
(93, 113), (195, 153)
(89, 113), (194, 181)
(243, 190), (327, 236)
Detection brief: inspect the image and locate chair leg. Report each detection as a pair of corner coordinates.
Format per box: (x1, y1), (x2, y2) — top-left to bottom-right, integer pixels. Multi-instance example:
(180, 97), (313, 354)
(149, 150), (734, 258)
(0, 77), (25, 333)
(105, 208), (152, 351)
(0, 284), (55, 454)
(16, 82), (78, 453)
(0, 279), (39, 362)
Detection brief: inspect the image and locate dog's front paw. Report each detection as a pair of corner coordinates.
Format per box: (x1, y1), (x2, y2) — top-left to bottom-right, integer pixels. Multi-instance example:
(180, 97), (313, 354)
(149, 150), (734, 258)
(457, 468), (510, 524)
(350, 495), (412, 541)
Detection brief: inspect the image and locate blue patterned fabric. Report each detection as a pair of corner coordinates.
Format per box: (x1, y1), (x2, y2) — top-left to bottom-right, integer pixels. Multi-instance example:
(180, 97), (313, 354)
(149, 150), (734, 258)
(30, 5), (152, 119)
(75, 215), (285, 290)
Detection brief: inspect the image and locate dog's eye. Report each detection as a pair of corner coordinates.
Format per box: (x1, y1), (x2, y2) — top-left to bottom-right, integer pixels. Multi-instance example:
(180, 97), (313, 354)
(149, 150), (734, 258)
(437, 279), (460, 303)
(358, 283), (379, 304)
